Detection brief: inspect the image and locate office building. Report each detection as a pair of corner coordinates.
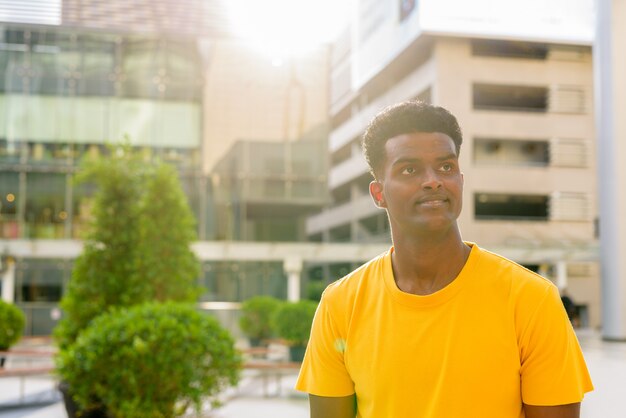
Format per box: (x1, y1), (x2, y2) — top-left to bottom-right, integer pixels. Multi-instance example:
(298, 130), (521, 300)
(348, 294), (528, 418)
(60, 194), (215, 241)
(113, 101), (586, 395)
(307, 0), (601, 327)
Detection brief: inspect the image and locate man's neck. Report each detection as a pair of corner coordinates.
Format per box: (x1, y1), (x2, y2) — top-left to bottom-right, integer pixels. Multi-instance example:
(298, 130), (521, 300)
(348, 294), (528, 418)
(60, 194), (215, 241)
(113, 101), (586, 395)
(390, 228), (471, 296)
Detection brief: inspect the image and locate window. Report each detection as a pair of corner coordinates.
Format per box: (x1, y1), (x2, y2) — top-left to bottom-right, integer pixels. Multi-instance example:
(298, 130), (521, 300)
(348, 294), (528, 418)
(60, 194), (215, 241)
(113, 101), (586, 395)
(292, 179), (320, 199)
(200, 261), (286, 302)
(473, 138), (549, 166)
(0, 171), (20, 238)
(121, 38), (202, 101)
(179, 174), (205, 238)
(475, 193), (548, 221)
(473, 83), (548, 112)
(25, 172), (67, 238)
(18, 259), (65, 302)
(0, 139), (22, 163)
(471, 40), (548, 60)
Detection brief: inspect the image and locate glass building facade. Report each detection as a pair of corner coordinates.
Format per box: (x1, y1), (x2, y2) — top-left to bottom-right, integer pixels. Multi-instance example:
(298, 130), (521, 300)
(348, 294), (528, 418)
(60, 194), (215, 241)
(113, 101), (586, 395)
(0, 21), (330, 335)
(0, 26), (204, 240)
(0, 25), (207, 333)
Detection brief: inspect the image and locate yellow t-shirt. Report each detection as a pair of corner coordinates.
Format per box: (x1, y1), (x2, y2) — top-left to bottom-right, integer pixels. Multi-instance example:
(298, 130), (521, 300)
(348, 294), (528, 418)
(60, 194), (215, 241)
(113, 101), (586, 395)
(296, 243), (593, 418)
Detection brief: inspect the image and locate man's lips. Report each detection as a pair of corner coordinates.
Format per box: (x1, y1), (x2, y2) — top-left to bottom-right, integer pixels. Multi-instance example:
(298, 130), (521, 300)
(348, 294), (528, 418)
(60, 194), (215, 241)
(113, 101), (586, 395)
(416, 195), (449, 206)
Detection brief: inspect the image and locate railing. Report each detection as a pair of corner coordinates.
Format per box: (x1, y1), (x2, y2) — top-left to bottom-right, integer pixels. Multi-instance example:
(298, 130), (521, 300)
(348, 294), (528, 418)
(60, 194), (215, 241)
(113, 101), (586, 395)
(239, 344), (301, 398)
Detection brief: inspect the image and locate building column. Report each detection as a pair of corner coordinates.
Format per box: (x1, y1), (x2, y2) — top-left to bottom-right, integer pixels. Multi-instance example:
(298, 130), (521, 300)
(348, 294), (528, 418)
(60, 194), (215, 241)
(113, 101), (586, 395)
(284, 257), (303, 302)
(1, 257), (16, 303)
(594, 0), (626, 340)
(555, 261), (568, 291)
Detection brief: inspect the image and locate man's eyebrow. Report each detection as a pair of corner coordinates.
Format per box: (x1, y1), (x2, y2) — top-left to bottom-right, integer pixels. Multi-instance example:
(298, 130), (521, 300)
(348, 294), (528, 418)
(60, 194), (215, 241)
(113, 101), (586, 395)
(391, 157), (420, 166)
(392, 152), (458, 165)
(437, 153), (458, 161)
(392, 154), (458, 165)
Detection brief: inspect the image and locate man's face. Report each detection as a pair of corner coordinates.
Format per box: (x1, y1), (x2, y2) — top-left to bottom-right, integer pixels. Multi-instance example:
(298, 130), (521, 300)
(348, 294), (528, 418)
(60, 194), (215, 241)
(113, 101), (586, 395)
(369, 132), (463, 235)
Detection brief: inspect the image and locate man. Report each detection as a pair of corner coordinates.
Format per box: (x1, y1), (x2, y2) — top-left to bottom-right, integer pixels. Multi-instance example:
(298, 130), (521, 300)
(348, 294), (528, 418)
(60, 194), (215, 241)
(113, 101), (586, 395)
(295, 101), (593, 418)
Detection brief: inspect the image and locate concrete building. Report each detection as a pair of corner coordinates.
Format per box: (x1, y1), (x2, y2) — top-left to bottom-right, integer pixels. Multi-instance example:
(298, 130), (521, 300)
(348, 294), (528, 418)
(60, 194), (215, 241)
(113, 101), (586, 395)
(306, 0), (601, 328)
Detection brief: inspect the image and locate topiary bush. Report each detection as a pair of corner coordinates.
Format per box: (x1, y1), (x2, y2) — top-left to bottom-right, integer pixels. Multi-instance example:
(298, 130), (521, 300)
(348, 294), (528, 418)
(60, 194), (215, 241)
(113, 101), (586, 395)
(272, 300), (318, 347)
(239, 296), (282, 345)
(0, 300), (25, 350)
(306, 280), (326, 302)
(56, 303), (241, 418)
(0, 300), (26, 368)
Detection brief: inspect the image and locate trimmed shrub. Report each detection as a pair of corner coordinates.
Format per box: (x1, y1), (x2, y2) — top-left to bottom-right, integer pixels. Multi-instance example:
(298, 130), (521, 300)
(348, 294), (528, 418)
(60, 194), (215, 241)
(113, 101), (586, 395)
(272, 300), (318, 346)
(56, 303), (241, 418)
(306, 280), (326, 302)
(239, 296), (282, 344)
(0, 300), (25, 350)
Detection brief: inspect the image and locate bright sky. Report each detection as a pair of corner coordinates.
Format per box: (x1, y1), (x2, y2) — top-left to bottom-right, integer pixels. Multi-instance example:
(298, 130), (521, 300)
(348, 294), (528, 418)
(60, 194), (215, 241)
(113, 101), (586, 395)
(225, 0), (352, 60)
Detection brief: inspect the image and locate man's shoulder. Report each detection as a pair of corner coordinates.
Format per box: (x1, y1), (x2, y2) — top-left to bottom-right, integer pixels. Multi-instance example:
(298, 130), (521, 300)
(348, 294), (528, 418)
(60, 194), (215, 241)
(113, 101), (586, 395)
(322, 249), (390, 303)
(475, 245), (556, 294)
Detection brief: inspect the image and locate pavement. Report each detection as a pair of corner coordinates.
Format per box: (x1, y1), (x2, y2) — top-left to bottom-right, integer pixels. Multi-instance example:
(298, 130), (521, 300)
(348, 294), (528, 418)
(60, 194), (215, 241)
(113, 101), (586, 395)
(1, 329), (625, 418)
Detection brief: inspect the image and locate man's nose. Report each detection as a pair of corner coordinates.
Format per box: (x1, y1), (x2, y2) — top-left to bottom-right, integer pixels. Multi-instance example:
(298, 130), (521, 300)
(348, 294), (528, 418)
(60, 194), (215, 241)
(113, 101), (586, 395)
(421, 168), (442, 190)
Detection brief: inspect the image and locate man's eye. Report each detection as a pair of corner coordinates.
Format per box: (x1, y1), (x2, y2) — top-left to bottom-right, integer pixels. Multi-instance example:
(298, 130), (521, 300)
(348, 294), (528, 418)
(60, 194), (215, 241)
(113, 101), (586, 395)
(441, 163), (453, 172)
(401, 167), (415, 175)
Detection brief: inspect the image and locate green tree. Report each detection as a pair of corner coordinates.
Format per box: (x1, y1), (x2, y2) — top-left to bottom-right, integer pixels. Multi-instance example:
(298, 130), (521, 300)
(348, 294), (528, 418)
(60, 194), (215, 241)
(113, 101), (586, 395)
(55, 144), (200, 350)
(136, 163), (200, 302)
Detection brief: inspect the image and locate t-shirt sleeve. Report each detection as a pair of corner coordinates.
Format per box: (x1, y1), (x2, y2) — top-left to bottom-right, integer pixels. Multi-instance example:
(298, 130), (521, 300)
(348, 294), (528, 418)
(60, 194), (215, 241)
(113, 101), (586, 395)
(519, 284), (594, 405)
(295, 291), (355, 397)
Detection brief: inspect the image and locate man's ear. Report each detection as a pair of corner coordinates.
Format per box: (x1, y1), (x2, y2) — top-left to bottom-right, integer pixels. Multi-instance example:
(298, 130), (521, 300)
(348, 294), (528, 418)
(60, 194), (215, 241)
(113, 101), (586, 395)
(369, 180), (386, 208)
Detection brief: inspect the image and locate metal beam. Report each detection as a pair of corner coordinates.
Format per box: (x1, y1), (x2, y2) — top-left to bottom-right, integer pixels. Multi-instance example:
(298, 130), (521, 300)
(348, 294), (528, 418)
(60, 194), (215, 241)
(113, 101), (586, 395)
(594, 0), (626, 340)
(0, 239), (598, 264)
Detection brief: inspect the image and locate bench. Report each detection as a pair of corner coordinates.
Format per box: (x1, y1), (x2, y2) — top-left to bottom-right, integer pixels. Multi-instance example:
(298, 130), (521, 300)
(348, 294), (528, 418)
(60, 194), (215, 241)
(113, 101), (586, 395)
(0, 366), (55, 378)
(0, 350), (56, 357)
(242, 361), (301, 397)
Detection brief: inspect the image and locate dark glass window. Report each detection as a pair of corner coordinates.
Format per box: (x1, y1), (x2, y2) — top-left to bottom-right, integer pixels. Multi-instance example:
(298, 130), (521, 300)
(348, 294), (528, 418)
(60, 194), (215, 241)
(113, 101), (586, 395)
(25, 172), (67, 238)
(200, 261), (286, 302)
(475, 193), (549, 221)
(473, 138), (549, 166)
(471, 40), (549, 60)
(18, 259), (65, 302)
(0, 29), (201, 100)
(473, 84), (548, 112)
(0, 171), (20, 238)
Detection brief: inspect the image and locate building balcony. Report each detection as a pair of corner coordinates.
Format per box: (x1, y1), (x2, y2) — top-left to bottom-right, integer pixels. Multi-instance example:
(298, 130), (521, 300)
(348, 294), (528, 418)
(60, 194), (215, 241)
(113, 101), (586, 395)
(306, 194), (378, 236)
(328, 153), (369, 189)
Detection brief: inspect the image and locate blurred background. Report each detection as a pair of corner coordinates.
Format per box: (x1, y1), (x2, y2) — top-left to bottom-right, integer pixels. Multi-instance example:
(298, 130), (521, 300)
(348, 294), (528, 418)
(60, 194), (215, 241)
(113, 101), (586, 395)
(0, 0), (623, 341)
